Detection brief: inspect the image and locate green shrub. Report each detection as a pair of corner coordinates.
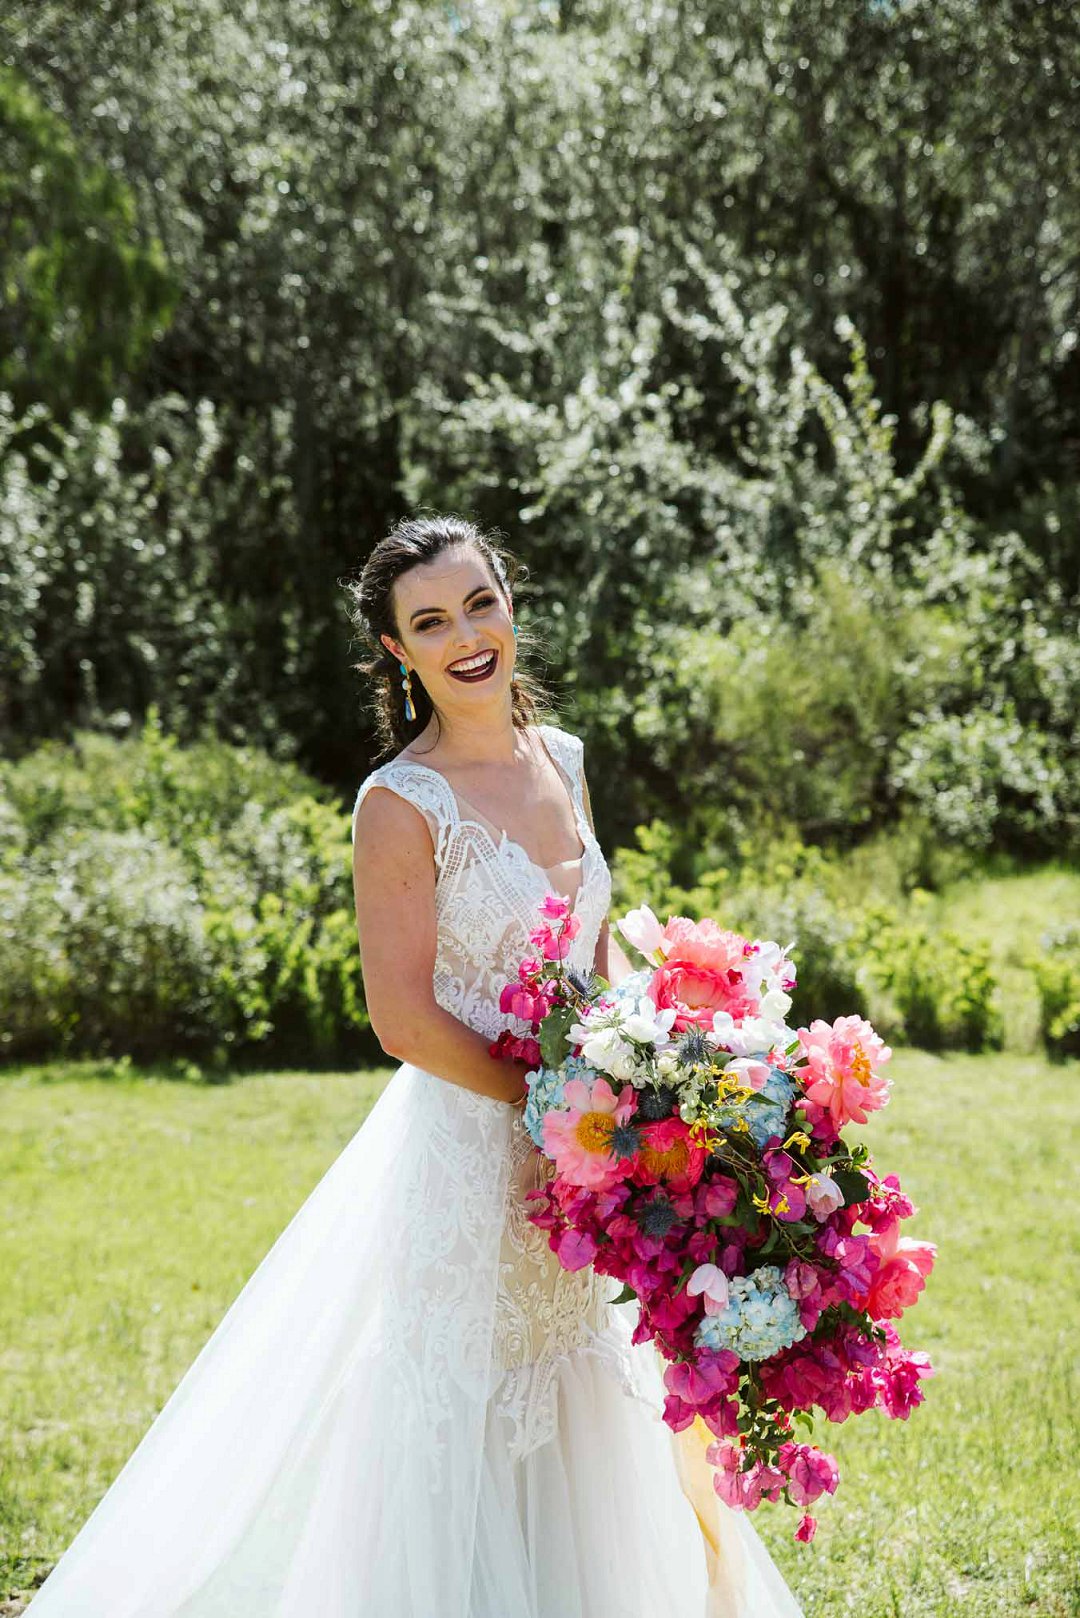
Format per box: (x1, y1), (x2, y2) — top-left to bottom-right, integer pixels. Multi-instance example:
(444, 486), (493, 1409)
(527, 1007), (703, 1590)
(610, 821), (868, 1025)
(851, 900), (1004, 1052)
(610, 818), (1007, 1051)
(1027, 923), (1080, 1061)
(0, 717), (368, 1066)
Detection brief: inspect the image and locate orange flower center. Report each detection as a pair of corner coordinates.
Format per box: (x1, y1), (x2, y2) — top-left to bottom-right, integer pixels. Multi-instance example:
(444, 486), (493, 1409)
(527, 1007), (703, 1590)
(640, 1137), (690, 1179)
(850, 1044), (872, 1087)
(575, 1111), (615, 1154)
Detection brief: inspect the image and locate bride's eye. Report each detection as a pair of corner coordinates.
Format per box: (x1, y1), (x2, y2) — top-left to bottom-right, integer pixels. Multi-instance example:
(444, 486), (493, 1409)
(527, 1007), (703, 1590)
(415, 594), (495, 633)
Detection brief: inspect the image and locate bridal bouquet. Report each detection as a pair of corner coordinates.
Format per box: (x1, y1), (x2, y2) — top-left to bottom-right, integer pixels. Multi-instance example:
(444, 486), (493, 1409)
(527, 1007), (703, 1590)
(490, 896), (936, 1541)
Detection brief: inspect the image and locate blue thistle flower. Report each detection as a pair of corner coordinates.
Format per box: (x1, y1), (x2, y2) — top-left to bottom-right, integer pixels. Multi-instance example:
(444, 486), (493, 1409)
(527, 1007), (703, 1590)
(637, 1195), (679, 1239)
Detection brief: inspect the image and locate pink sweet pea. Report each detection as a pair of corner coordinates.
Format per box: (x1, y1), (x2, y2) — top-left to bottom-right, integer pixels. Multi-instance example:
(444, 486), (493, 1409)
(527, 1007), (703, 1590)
(763, 1147), (809, 1222)
(687, 1262), (730, 1315)
(723, 1055), (772, 1092)
(530, 910), (582, 960)
(804, 1172), (845, 1223)
(777, 1441), (839, 1507)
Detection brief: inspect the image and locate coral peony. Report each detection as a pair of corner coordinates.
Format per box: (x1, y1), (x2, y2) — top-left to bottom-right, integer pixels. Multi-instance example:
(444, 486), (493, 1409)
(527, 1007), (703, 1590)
(630, 1116), (708, 1192)
(650, 960), (757, 1032)
(796, 1014), (893, 1129)
(862, 1215), (937, 1320)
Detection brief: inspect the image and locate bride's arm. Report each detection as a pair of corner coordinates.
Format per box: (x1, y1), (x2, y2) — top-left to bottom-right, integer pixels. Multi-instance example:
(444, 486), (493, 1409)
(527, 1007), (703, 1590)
(580, 771), (636, 987)
(352, 785), (529, 1106)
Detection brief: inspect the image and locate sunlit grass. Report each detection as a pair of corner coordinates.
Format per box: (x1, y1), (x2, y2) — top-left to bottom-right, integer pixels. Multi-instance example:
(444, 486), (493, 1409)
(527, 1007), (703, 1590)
(2, 1048), (1078, 1614)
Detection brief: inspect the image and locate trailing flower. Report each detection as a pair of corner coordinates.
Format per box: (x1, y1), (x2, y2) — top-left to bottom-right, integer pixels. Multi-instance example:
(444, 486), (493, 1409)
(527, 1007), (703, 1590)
(491, 900), (937, 1540)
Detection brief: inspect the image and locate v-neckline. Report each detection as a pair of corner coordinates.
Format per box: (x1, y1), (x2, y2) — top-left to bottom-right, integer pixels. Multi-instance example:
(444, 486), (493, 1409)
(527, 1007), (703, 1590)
(392, 726), (591, 910)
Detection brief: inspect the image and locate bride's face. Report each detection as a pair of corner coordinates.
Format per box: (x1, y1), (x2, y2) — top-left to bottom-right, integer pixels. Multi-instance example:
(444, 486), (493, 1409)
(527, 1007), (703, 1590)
(381, 545), (516, 717)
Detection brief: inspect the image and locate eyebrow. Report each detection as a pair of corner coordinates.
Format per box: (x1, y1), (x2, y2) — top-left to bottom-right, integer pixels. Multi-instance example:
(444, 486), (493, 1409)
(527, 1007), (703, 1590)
(409, 584), (491, 624)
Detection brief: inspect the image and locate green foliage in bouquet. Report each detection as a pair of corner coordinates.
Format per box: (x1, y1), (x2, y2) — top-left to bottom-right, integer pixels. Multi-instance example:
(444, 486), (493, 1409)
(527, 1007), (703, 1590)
(0, 711), (368, 1066)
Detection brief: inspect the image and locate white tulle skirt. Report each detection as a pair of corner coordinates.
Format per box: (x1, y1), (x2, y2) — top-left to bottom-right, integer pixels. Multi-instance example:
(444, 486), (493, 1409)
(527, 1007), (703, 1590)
(26, 1062), (805, 1618)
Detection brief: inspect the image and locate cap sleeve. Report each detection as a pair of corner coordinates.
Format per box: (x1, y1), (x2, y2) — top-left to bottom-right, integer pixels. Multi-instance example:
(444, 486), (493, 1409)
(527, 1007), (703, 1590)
(350, 762), (458, 862)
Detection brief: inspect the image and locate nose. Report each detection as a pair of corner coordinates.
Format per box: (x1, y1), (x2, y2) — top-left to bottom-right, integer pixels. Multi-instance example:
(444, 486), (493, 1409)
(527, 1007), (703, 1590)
(449, 612), (483, 651)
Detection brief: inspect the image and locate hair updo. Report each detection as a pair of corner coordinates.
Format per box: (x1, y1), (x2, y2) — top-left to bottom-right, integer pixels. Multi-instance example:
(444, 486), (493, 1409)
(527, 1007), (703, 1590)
(341, 512), (552, 757)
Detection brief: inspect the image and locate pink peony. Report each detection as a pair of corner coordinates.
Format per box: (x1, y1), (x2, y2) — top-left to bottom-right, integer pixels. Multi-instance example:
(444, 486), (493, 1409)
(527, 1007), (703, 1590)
(649, 959), (758, 1032)
(542, 1075), (636, 1189)
(658, 917), (751, 973)
(863, 1215), (936, 1320)
(796, 1014), (892, 1130)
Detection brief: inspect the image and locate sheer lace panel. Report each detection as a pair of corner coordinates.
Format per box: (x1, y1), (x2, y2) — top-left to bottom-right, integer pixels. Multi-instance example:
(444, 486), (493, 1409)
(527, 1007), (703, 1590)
(352, 723), (643, 1457)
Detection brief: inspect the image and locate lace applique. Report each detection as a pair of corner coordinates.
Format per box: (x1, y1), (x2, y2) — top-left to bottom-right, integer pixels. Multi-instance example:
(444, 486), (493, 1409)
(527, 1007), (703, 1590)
(352, 723), (646, 1458)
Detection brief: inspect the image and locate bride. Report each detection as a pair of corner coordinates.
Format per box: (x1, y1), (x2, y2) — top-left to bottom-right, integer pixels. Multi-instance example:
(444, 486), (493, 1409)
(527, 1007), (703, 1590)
(26, 515), (806, 1617)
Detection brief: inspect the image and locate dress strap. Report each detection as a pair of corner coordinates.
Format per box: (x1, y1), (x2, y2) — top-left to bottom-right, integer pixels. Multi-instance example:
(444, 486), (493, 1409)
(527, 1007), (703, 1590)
(536, 723), (586, 813)
(351, 760), (459, 865)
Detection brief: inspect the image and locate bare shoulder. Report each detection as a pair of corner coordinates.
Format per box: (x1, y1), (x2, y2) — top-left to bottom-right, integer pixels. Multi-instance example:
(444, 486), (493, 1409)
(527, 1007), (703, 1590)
(352, 774), (434, 864)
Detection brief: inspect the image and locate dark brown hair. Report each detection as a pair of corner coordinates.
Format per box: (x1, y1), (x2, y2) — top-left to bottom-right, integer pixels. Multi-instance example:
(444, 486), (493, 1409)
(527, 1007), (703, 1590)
(341, 512), (552, 758)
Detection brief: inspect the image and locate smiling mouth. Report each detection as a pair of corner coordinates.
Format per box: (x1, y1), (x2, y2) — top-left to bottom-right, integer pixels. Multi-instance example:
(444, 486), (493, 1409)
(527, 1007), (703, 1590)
(446, 649), (499, 683)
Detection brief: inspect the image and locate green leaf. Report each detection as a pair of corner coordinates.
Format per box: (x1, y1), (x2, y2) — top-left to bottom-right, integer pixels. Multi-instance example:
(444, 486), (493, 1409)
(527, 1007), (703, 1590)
(832, 1169), (872, 1207)
(539, 1005), (576, 1070)
(610, 1282), (637, 1306)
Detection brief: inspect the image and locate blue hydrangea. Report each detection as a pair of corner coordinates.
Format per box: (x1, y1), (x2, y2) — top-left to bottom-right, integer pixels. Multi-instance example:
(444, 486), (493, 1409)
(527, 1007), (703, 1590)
(714, 1066), (797, 1150)
(693, 1264), (808, 1361)
(606, 967), (654, 1005)
(522, 1053), (600, 1149)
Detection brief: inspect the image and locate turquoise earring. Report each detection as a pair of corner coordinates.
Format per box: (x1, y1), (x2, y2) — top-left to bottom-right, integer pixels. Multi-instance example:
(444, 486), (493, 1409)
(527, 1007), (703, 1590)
(399, 659), (416, 722)
(512, 623), (519, 637)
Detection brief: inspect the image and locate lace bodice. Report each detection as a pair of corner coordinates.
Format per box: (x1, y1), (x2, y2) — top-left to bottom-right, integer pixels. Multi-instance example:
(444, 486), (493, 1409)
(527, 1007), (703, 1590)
(351, 723), (640, 1457)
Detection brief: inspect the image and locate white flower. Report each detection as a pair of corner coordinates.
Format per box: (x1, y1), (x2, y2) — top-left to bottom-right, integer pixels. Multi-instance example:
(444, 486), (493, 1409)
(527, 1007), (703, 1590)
(687, 1263), (730, 1316)
(575, 1025), (638, 1083)
(740, 938), (797, 999)
(616, 904), (667, 963)
(804, 1173), (845, 1222)
(707, 1010), (795, 1061)
(759, 987), (793, 1022)
(620, 995), (677, 1046)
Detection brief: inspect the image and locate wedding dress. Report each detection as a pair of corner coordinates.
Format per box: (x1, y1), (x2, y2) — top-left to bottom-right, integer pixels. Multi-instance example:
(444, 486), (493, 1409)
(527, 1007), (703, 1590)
(26, 722), (806, 1618)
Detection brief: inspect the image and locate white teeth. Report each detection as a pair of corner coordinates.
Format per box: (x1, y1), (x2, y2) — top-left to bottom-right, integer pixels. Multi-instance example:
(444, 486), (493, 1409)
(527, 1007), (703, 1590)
(448, 651), (496, 673)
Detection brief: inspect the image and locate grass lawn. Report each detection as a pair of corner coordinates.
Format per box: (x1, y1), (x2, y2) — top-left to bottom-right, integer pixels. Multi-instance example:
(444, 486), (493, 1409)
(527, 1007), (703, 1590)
(2, 1049), (1078, 1616)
